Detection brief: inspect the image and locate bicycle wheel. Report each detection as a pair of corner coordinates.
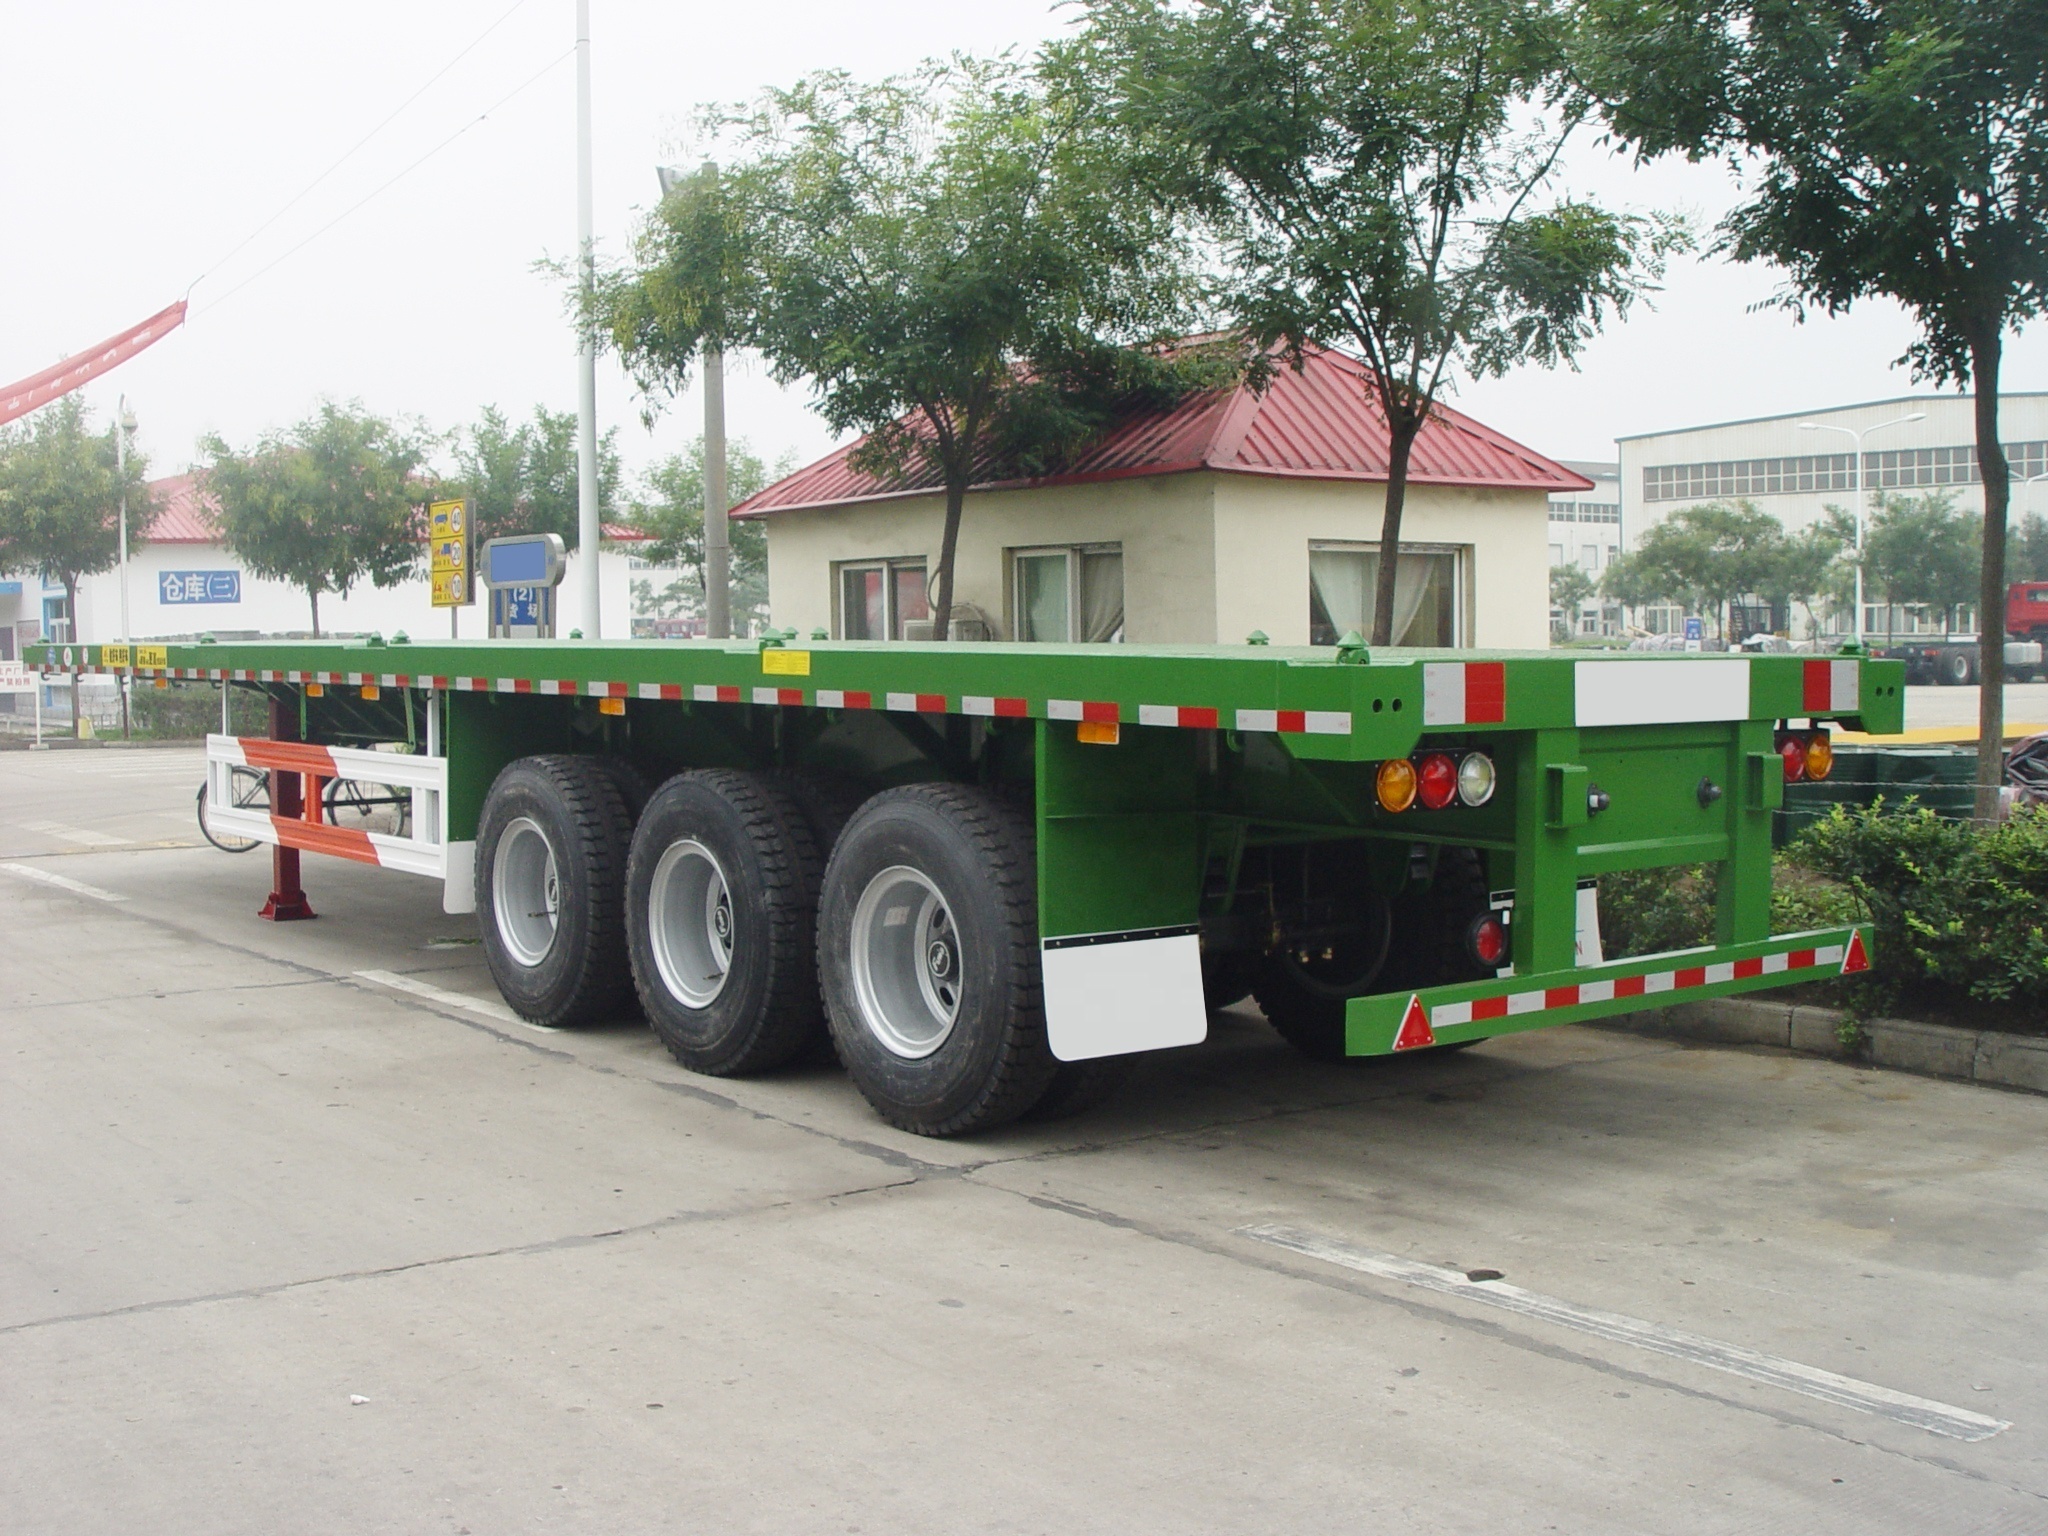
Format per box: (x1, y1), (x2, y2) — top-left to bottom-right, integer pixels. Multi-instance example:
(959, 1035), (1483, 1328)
(198, 765), (268, 853)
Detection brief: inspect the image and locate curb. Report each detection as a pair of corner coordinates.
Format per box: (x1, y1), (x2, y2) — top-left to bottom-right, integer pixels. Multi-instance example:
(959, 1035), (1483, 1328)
(1603, 997), (2048, 1095)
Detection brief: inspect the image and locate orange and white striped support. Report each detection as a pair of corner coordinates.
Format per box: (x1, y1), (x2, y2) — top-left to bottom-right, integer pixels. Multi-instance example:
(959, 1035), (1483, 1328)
(204, 732), (464, 912)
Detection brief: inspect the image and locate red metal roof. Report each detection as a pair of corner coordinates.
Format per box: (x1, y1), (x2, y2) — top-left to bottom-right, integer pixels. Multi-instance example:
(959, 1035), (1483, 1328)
(136, 472), (647, 544)
(733, 343), (1592, 518)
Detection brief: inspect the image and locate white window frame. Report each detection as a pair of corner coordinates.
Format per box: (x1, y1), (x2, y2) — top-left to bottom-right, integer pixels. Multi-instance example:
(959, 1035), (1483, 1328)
(834, 557), (928, 641)
(1008, 542), (1124, 643)
(1307, 540), (1468, 648)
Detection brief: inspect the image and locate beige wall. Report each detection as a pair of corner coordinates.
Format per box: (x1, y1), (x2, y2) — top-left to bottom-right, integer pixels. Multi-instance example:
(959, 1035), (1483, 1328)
(1209, 474), (1550, 648)
(761, 473), (1219, 642)
(760, 469), (1550, 648)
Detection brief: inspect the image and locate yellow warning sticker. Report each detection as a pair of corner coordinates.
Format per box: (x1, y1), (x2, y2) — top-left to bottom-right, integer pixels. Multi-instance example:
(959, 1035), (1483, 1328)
(136, 644), (169, 670)
(761, 649), (811, 676)
(100, 643), (132, 668)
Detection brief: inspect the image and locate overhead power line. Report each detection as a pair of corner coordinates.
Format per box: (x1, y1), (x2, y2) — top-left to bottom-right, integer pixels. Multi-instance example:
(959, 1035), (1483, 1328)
(193, 46), (575, 318)
(187, 0), (537, 300)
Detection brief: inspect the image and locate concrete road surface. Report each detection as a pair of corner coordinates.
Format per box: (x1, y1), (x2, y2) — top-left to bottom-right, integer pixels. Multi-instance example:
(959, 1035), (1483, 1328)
(1904, 680), (2048, 731)
(4, 745), (2047, 1533)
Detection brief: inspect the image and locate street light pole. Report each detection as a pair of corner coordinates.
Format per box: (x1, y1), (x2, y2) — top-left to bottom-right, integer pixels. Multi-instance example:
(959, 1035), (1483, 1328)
(1798, 412), (1925, 647)
(573, 0), (602, 639)
(116, 396), (136, 740)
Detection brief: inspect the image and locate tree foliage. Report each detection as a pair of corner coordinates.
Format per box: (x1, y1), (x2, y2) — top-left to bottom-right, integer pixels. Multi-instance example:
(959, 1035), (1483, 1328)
(1600, 499), (1791, 635)
(626, 436), (787, 628)
(201, 403), (428, 636)
(0, 396), (153, 625)
(1058, 0), (1684, 645)
(1550, 561), (1595, 623)
(1861, 491), (1981, 633)
(448, 404), (620, 550)
(599, 58), (1225, 638)
(1581, 0), (2048, 812)
(0, 396), (154, 736)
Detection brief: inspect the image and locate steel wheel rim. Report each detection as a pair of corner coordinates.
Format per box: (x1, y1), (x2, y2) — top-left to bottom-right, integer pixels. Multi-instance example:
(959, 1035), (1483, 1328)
(849, 865), (962, 1059)
(647, 839), (733, 1009)
(493, 816), (560, 967)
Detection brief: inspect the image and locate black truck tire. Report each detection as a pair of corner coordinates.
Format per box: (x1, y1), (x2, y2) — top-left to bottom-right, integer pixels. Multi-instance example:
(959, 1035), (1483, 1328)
(818, 784), (1057, 1136)
(625, 769), (826, 1076)
(475, 754), (637, 1027)
(1254, 847), (1489, 1061)
(1941, 649), (1976, 687)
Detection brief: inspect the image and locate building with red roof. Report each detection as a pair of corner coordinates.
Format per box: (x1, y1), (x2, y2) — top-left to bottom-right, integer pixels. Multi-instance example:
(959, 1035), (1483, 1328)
(735, 342), (1587, 647)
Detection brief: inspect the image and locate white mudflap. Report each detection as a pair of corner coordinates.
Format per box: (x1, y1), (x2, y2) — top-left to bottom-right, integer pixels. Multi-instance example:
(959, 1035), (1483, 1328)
(442, 841), (477, 915)
(1575, 880), (1604, 967)
(1040, 929), (1208, 1062)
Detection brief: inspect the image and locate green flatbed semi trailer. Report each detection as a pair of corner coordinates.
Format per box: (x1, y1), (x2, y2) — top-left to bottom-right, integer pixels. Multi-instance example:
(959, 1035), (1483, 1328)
(33, 635), (1900, 1135)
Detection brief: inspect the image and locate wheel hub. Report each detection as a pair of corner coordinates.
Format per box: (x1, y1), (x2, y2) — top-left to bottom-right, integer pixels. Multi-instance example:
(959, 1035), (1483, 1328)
(648, 839), (733, 1009)
(493, 817), (560, 968)
(850, 866), (962, 1059)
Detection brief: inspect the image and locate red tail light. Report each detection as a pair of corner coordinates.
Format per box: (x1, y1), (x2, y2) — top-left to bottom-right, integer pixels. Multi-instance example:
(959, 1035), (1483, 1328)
(1467, 912), (1508, 969)
(1779, 734), (1807, 783)
(1415, 752), (1458, 810)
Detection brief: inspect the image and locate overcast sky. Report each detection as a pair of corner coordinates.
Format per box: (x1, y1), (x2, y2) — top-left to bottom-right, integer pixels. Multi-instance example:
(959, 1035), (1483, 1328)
(6, 0), (2047, 493)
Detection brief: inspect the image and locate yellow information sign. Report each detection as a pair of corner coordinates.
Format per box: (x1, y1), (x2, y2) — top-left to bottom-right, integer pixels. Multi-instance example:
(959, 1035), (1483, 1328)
(136, 644), (169, 670)
(429, 498), (473, 607)
(760, 649), (812, 676)
(100, 643), (131, 668)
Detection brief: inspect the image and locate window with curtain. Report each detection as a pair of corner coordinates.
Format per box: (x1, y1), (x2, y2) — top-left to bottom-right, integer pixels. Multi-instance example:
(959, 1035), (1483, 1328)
(1011, 545), (1124, 641)
(837, 559), (928, 639)
(1308, 545), (1461, 647)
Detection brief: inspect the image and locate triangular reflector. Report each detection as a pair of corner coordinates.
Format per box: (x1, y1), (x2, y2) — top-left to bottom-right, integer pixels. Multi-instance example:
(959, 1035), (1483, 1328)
(1392, 994), (1436, 1051)
(1841, 929), (1871, 975)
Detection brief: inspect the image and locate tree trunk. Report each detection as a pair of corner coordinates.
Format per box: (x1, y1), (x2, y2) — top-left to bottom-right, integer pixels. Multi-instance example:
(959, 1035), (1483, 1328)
(64, 574), (80, 739)
(1370, 422), (1421, 648)
(1971, 330), (2010, 826)
(930, 477), (967, 642)
(309, 588), (322, 639)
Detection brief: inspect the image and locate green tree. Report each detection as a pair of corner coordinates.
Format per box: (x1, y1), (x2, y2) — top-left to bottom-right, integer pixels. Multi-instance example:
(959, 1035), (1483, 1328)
(1583, 0), (2048, 816)
(201, 403), (428, 636)
(1550, 562), (1595, 637)
(1861, 491), (1981, 637)
(1610, 500), (1787, 638)
(1769, 521), (1849, 639)
(448, 404), (621, 550)
(2013, 511), (2048, 585)
(600, 59), (1220, 638)
(1059, 0), (1684, 646)
(627, 437), (789, 631)
(1599, 545), (1682, 614)
(0, 396), (154, 736)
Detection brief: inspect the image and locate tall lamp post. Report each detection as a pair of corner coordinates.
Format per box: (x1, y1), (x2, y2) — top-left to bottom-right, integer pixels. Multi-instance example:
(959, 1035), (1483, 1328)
(656, 162), (730, 640)
(116, 396), (137, 739)
(1798, 411), (1925, 647)
(573, 0), (602, 638)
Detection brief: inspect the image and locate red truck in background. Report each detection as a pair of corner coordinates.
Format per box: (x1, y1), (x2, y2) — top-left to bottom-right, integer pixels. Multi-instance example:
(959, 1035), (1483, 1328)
(1877, 582), (2048, 685)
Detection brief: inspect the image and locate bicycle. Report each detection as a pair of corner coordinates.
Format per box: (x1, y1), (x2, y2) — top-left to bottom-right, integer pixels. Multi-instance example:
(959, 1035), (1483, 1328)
(196, 764), (269, 853)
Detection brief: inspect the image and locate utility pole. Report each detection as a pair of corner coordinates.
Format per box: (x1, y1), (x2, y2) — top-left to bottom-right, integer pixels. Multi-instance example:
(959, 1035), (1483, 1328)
(116, 396), (135, 739)
(1799, 411), (1924, 647)
(573, 0), (602, 638)
(656, 161), (731, 640)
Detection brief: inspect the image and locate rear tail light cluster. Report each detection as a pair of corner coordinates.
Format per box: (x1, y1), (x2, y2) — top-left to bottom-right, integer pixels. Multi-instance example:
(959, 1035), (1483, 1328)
(1377, 750), (1497, 813)
(1777, 728), (1834, 783)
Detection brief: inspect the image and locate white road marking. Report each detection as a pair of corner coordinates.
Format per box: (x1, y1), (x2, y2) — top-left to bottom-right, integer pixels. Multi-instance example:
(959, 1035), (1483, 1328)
(1240, 1224), (2009, 1442)
(0, 862), (129, 902)
(17, 820), (131, 847)
(354, 969), (556, 1033)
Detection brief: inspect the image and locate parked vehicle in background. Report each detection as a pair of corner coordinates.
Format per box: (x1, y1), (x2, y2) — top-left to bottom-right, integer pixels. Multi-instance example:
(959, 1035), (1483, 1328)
(1875, 582), (2048, 685)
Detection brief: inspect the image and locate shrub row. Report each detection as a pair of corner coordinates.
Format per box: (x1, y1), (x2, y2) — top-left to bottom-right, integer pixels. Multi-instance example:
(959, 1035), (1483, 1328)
(1598, 802), (2048, 1009)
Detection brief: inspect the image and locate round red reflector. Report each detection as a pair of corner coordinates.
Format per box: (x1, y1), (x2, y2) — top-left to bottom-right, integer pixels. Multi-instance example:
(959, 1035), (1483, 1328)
(1415, 752), (1457, 810)
(1467, 912), (1507, 968)
(1779, 735), (1807, 783)
(1805, 731), (1833, 781)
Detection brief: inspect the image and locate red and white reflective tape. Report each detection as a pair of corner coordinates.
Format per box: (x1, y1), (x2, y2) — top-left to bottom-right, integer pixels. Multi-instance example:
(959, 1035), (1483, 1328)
(692, 684), (741, 703)
(1399, 932), (1870, 1049)
(754, 686), (806, 706)
(1422, 661), (1506, 727)
(1804, 658), (1860, 713)
(587, 680), (628, 698)
(814, 689), (875, 709)
(962, 694), (1029, 718)
(886, 692), (947, 713)
(1139, 703), (1220, 729)
(1233, 708), (1351, 735)
(1048, 698), (1120, 724)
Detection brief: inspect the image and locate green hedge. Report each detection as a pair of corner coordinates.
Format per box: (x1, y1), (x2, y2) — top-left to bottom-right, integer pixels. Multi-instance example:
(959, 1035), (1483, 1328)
(127, 681), (268, 741)
(1599, 802), (2048, 1009)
